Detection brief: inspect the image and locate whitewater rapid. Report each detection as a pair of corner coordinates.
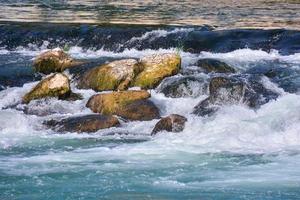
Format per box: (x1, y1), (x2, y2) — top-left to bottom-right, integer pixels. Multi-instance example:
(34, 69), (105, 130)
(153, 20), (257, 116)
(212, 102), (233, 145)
(1, 44), (300, 199)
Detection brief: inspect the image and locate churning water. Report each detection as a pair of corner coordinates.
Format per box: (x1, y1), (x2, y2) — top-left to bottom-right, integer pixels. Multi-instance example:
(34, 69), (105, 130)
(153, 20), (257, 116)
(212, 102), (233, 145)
(1, 2), (300, 200)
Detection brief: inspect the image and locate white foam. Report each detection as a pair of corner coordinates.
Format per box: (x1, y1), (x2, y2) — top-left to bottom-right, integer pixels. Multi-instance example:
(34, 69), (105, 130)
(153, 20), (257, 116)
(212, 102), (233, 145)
(125, 28), (194, 44)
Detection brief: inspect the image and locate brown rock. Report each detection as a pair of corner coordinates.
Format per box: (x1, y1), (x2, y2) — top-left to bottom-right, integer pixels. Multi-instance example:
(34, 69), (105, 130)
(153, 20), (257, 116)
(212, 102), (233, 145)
(22, 73), (71, 104)
(33, 49), (79, 74)
(45, 114), (120, 133)
(151, 114), (187, 135)
(86, 90), (160, 120)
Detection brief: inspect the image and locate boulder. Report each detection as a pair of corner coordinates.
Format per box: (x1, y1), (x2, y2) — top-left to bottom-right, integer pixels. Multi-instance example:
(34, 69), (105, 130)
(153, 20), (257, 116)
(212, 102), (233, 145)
(209, 77), (244, 105)
(151, 114), (187, 135)
(22, 73), (70, 104)
(117, 99), (160, 121)
(132, 53), (181, 89)
(193, 77), (246, 116)
(33, 49), (78, 74)
(192, 75), (280, 116)
(78, 59), (142, 91)
(45, 114), (120, 133)
(197, 58), (235, 73)
(86, 90), (160, 120)
(156, 76), (208, 98)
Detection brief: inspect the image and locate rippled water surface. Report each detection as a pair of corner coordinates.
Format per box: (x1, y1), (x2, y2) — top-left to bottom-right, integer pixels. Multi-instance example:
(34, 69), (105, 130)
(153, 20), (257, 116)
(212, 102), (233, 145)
(1, 1), (300, 200)
(1, 0), (300, 29)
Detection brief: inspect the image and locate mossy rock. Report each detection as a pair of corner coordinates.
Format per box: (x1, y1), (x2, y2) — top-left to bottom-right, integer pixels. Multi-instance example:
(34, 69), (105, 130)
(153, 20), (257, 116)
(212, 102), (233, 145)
(22, 73), (70, 104)
(78, 59), (143, 91)
(33, 49), (78, 74)
(133, 53), (181, 89)
(86, 90), (160, 120)
(197, 58), (236, 73)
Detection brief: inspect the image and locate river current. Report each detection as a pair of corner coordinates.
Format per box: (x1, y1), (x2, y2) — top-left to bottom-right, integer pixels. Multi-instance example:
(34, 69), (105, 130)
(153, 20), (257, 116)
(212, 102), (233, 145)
(1, 1), (300, 200)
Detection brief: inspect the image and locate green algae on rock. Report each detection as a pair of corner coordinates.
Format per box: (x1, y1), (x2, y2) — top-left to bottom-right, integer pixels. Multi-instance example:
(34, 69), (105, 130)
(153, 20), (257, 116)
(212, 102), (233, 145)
(132, 53), (181, 89)
(33, 49), (79, 74)
(22, 73), (71, 104)
(78, 59), (143, 91)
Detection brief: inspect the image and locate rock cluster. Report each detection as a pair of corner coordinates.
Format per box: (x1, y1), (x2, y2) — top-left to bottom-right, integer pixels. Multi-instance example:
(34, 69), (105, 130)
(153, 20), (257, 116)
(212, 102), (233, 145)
(22, 50), (181, 134)
(22, 50), (280, 135)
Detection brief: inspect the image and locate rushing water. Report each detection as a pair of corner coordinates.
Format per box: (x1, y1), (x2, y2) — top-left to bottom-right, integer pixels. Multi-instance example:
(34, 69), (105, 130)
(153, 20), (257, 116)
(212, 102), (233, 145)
(1, 1), (300, 200)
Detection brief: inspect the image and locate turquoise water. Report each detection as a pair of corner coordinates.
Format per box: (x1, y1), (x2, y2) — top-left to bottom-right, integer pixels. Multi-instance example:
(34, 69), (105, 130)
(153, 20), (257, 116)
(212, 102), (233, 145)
(1, 1), (300, 199)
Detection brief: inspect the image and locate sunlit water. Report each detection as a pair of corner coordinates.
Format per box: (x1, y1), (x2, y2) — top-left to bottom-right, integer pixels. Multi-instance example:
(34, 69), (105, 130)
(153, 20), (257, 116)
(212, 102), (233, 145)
(1, 0), (300, 29)
(0, 2), (300, 199)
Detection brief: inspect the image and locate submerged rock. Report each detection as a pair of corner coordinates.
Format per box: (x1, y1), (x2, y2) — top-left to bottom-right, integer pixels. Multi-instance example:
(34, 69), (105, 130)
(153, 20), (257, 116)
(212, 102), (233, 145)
(151, 114), (187, 135)
(78, 59), (142, 91)
(33, 49), (78, 74)
(209, 77), (244, 105)
(22, 73), (70, 104)
(197, 58), (235, 73)
(133, 53), (181, 89)
(86, 90), (160, 120)
(156, 76), (208, 98)
(45, 114), (120, 133)
(193, 76), (280, 116)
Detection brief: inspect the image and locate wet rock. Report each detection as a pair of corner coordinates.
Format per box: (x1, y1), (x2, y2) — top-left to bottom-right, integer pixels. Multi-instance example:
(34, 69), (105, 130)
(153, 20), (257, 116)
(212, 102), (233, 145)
(22, 73), (70, 104)
(209, 77), (244, 105)
(58, 92), (83, 101)
(243, 75), (280, 108)
(156, 76), (208, 98)
(33, 49), (79, 74)
(117, 99), (160, 121)
(192, 97), (219, 116)
(193, 77), (245, 116)
(133, 53), (181, 89)
(197, 58), (235, 73)
(78, 59), (142, 91)
(45, 114), (120, 133)
(151, 114), (187, 135)
(193, 75), (280, 116)
(86, 90), (160, 120)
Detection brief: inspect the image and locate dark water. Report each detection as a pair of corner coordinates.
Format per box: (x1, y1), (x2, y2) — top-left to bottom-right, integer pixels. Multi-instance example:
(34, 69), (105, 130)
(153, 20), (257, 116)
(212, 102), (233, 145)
(1, 1), (300, 200)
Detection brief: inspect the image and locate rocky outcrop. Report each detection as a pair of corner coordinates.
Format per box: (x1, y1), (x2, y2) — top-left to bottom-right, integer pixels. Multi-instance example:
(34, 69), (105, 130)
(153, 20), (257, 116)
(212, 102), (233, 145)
(78, 59), (143, 91)
(156, 76), (208, 98)
(33, 49), (78, 74)
(86, 90), (160, 120)
(132, 53), (181, 89)
(22, 73), (71, 104)
(197, 58), (235, 73)
(151, 114), (187, 135)
(45, 114), (120, 133)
